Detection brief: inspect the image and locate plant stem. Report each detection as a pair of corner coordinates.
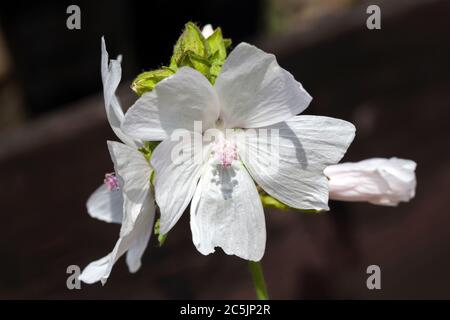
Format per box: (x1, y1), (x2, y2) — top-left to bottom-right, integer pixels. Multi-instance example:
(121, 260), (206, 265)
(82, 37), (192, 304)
(248, 261), (269, 300)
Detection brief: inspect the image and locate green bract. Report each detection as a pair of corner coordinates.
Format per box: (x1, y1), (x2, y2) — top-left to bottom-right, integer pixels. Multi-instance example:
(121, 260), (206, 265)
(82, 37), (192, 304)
(131, 22), (232, 96)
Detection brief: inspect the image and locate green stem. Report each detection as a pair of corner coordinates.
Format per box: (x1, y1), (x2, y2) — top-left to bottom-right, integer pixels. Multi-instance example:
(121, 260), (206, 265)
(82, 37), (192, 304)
(248, 261), (269, 300)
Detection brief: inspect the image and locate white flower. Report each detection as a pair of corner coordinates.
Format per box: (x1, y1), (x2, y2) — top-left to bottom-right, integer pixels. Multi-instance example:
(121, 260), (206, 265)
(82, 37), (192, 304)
(79, 38), (155, 285)
(122, 43), (356, 261)
(324, 157), (417, 206)
(201, 24), (214, 38)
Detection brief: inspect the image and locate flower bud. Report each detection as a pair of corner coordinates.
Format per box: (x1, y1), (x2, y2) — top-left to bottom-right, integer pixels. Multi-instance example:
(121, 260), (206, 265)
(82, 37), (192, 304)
(325, 157), (417, 206)
(131, 67), (175, 96)
(170, 22), (208, 70)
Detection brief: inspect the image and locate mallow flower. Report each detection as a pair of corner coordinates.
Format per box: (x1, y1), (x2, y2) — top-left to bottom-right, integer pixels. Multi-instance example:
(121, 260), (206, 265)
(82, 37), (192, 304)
(324, 157), (417, 206)
(121, 42), (356, 261)
(79, 38), (155, 285)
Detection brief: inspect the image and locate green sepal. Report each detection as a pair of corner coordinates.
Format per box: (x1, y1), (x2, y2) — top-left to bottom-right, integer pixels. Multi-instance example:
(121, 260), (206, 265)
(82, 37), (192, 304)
(170, 22), (209, 70)
(223, 38), (232, 49)
(260, 193), (290, 210)
(206, 28), (228, 83)
(259, 192), (323, 214)
(153, 218), (168, 247)
(207, 27), (227, 62)
(145, 141), (160, 152)
(138, 141), (160, 187)
(131, 67), (175, 96)
(298, 208), (324, 214)
(150, 169), (155, 186)
(138, 141), (160, 162)
(177, 50), (211, 78)
(138, 146), (151, 162)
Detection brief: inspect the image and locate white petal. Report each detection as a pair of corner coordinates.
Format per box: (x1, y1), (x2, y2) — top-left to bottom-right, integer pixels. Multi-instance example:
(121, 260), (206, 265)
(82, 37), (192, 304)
(78, 255), (110, 284)
(150, 133), (207, 234)
(107, 141), (152, 236)
(237, 115), (355, 210)
(190, 161), (266, 261)
(215, 42), (312, 129)
(125, 194), (155, 273)
(122, 67), (220, 141)
(79, 193), (155, 284)
(86, 184), (123, 224)
(201, 24), (214, 38)
(101, 37), (140, 147)
(325, 157), (417, 206)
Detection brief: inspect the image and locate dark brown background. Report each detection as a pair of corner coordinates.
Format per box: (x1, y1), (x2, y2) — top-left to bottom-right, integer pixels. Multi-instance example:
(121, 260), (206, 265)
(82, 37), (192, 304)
(0, 0), (449, 299)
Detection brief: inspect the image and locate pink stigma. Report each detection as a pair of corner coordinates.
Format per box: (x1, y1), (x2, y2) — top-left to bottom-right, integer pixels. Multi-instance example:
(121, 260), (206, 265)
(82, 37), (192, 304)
(104, 172), (119, 191)
(213, 140), (238, 167)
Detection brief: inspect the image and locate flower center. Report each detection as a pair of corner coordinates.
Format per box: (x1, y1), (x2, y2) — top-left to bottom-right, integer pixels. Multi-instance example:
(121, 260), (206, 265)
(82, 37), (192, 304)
(212, 139), (238, 167)
(104, 172), (120, 191)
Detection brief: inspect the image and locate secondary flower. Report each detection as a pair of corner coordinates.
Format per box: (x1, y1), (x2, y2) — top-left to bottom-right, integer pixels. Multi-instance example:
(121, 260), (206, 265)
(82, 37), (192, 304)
(121, 42), (356, 261)
(79, 38), (154, 285)
(324, 157), (417, 206)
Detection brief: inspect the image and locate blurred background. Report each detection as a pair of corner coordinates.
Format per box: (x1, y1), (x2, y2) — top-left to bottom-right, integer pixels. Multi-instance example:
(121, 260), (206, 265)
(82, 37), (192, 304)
(0, 0), (449, 299)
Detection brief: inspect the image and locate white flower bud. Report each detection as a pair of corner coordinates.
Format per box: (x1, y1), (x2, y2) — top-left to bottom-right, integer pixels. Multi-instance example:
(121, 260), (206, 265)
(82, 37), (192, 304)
(201, 24), (214, 38)
(325, 158), (417, 206)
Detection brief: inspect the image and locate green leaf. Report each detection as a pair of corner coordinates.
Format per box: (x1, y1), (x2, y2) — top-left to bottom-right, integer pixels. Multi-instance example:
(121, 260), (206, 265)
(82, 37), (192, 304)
(153, 218), (168, 247)
(170, 22), (209, 70)
(131, 67), (175, 96)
